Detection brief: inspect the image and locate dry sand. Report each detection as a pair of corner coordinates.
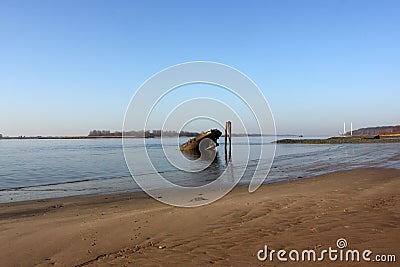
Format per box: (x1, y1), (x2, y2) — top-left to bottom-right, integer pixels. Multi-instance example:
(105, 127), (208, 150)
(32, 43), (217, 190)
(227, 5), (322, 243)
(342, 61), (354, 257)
(0, 168), (399, 266)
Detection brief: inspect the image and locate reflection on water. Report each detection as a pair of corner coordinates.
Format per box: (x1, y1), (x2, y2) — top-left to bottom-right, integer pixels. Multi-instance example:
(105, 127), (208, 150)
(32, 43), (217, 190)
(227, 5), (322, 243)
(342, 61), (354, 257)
(154, 148), (225, 187)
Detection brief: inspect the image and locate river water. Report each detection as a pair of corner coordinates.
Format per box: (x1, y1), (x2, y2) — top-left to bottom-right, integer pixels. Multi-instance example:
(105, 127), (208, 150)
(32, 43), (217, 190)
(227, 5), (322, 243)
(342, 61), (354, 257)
(1, 137), (399, 203)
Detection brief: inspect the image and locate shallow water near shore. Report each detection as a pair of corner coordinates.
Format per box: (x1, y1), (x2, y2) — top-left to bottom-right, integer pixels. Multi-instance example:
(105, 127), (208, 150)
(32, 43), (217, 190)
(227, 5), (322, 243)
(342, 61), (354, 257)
(1, 136), (400, 203)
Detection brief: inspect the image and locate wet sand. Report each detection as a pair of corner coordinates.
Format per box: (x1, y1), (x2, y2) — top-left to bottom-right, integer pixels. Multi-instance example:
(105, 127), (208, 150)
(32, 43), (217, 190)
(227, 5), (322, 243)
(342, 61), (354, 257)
(0, 168), (399, 266)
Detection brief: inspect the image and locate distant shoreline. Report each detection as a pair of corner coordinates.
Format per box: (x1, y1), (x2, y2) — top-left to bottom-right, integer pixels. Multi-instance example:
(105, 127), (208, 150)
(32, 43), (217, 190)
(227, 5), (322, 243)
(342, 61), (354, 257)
(3, 134), (399, 142)
(277, 135), (400, 144)
(0, 136), (146, 140)
(0, 134), (283, 140)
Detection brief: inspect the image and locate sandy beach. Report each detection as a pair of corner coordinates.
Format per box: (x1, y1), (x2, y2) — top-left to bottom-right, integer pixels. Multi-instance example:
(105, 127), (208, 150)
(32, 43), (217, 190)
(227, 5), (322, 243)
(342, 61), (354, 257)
(0, 167), (399, 266)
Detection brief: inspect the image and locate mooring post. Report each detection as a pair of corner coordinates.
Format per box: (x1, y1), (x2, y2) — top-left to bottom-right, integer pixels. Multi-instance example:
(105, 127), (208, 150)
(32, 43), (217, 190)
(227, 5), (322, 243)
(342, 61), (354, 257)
(225, 122), (228, 148)
(225, 121), (232, 162)
(228, 121), (231, 161)
(224, 121), (228, 162)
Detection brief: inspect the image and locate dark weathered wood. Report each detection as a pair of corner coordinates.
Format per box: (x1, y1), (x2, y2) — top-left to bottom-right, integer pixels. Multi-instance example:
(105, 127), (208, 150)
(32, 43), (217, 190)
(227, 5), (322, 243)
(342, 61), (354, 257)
(179, 129), (222, 152)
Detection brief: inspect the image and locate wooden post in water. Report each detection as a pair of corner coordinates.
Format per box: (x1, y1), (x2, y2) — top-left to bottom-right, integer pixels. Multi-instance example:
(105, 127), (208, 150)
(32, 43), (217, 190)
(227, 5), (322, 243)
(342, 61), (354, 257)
(224, 122), (228, 162)
(228, 121), (232, 161)
(225, 121), (232, 162)
(224, 123), (228, 149)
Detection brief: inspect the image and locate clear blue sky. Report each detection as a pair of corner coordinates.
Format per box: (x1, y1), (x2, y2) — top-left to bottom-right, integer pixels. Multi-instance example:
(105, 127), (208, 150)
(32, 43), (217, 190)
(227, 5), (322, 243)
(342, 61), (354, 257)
(1, 0), (399, 136)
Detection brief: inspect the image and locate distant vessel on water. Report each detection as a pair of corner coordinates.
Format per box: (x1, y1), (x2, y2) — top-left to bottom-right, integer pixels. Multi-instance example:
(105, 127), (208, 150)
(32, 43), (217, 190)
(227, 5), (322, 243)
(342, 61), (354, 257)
(179, 129), (222, 152)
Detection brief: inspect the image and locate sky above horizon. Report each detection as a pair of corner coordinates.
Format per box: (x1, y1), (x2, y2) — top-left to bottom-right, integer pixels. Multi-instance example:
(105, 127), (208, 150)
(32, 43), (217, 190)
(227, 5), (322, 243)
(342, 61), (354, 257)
(1, 0), (399, 136)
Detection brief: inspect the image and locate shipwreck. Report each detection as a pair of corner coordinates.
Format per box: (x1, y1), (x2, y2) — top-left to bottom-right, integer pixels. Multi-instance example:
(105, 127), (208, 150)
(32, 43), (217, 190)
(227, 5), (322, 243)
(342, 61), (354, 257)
(179, 129), (222, 153)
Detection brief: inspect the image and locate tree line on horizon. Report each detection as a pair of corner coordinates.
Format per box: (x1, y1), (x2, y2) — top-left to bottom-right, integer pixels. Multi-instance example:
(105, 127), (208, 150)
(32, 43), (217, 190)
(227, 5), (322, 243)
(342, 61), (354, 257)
(88, 130), (199, 138)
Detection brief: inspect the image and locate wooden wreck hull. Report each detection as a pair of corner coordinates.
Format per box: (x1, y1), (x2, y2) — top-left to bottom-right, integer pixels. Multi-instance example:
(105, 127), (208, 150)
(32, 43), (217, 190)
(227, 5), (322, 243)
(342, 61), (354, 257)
(179, 129), (222, 152)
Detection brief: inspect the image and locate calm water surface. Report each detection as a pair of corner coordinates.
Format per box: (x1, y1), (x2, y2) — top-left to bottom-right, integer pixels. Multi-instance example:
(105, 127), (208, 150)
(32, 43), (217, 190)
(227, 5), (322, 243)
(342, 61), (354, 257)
(0, 137), (399, 203)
